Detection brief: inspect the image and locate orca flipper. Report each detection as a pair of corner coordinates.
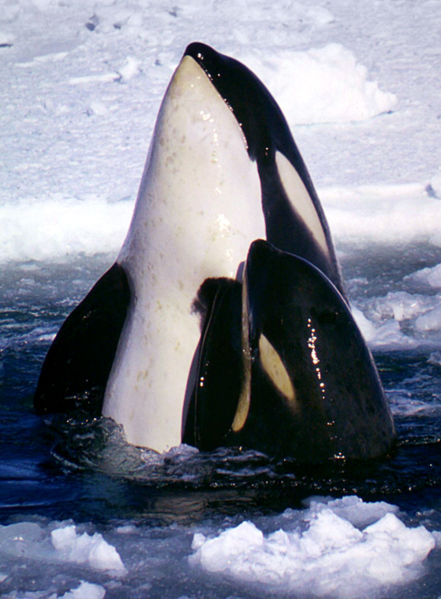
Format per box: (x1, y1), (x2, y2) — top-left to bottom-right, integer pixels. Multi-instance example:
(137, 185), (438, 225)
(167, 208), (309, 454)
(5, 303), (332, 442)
(34, 263), (130, 417)
(183, 278), (243, 450)
(229, 240), (395, 460)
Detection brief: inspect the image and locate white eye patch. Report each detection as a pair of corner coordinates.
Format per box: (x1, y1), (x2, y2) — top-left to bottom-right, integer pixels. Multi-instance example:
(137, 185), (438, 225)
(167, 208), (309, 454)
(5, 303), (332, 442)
(275, 150), (329, 258)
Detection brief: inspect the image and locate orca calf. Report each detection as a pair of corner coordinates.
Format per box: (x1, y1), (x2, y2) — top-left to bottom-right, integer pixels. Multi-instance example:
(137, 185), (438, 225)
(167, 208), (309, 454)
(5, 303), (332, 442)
(34, 42), (395, 460)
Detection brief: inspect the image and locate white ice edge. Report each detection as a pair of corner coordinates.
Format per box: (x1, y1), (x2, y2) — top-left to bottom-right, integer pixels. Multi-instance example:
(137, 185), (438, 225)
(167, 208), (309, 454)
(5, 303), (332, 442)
(1, 181), (440, 264)
(189, 496), (437, 599)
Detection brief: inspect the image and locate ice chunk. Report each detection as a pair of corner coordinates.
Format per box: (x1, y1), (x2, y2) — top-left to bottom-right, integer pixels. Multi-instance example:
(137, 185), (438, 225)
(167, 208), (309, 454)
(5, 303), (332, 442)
(0, 196), (131, 263)
(305, 495), (399, 528)
(351, 306), (377, 343)
(245, 44), (397, 126)
(303, 5), (334, 27)
(371, 291), (434, 322)
(190, 497), (436, 598)
(87, 101), (108, 116)
(51, 525), (127, 575)
(59, 581), (106, 599)
(427, 173), (441, 198)
(428, 351), (441, 366)
(118, 56), (141, 82)
(68, 73), (119, 85)
(0, 522), (48, 560)
(0, 30), (14, 46)
(415, 304), (441, 332)
(190, 521), (263, 574)
(407, 263), (441, 289)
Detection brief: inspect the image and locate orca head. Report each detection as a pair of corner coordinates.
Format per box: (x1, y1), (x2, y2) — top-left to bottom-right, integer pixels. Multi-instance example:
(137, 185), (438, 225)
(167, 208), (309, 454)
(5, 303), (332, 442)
(120, 42), (343, 294)
(183, 238), (395, 460)
(234, 239), (395, 460)
(185, 42), (293, 164)
(184, 42), (343, 294)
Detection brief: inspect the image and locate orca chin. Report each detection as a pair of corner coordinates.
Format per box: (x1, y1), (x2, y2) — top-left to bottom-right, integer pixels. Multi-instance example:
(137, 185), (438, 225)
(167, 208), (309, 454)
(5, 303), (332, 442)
(34, 42), (396, 461)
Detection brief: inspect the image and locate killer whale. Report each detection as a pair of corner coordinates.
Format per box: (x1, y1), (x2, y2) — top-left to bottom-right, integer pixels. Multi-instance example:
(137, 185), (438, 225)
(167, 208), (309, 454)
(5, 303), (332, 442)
(34, 42), (395, 459)
(184, 240), (395, 459)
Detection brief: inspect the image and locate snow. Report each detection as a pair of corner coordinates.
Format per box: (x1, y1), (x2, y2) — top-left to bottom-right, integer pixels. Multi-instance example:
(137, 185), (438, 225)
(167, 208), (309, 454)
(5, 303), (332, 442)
(0, 521), (126, 575)
(2, 582), (106, 599)
(2, 0), (441, 597)
(1, 0), (440, 352)
(322, 183), (441, 248)
(0, 497), (439, 598)
(244, 43), (397, 125)
(189, 497), (436, 598)
(50, 525), (127, 575)
(0, 0), (433, 266)
(0, 34), (402, 265)
(406, 263), (441, 289)
(0, 196), (131, 263)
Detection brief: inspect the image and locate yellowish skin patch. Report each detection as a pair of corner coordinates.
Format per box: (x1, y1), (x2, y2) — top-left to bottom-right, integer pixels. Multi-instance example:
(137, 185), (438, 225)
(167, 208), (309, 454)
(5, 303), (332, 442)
(275, 151), (329, 258)
(232, 268), (252, 432)
(258, 334), (296, 404)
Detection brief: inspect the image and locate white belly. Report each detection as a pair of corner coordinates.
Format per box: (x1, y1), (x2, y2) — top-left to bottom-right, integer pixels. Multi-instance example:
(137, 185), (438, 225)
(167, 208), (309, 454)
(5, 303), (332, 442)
(102, 56), (265, 451)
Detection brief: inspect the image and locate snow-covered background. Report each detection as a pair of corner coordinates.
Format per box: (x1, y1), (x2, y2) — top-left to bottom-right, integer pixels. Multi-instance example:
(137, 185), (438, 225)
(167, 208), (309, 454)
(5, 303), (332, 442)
(1, 0), (441, 349)
(1, 0), (441, 597)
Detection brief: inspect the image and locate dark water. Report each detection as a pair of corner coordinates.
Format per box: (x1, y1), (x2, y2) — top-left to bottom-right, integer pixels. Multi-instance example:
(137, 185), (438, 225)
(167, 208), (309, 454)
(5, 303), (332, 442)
(1, 253), (441, 525)
(1, 251), (441, 598)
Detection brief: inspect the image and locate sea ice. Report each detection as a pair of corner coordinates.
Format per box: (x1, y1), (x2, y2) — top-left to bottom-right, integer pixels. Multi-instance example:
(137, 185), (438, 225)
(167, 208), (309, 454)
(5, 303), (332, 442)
(406, 263), (441, 289)
(0, 582), (106, 599)
(117, 55), (141, 81)
(0, 520), (126, 587)
(304, 495), (399, 529)
(428, 351), (441, 367)
(351, 306), (377, 343)
(415, 305), (441, 333)
(189, 497), (436, 598)
(58, 581), (106, 599)
(245, 43), (397, 126)
(322, 183), (441, 247)
(0, 196), (131, 263)
(51, 524), (127, 575)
